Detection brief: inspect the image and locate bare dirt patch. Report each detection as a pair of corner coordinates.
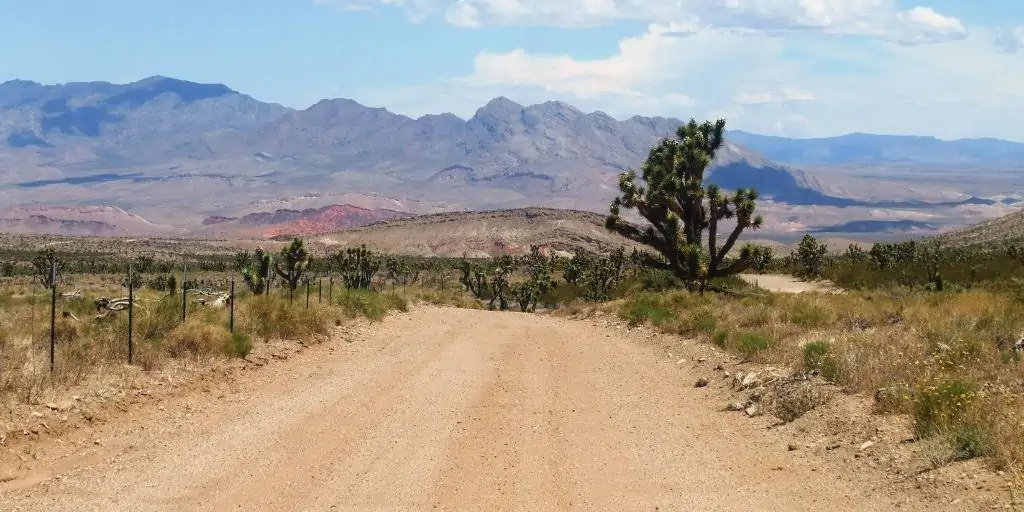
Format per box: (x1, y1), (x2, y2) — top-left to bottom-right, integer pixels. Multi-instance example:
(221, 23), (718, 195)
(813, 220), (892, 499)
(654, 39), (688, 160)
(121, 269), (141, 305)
(740, 273), (840, 294)
(0, 306), (1013, 511)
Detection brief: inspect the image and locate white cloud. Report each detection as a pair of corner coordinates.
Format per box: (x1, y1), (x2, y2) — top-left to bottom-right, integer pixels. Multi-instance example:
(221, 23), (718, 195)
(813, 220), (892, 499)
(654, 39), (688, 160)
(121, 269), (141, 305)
(734, 88), (815, 104)
(315, 0), (1024, 140)
(347, 22), (1024, 140)
(322, 0), (968, 44)
(462, 22), (703, 98)
(996, 25), (1024, 53)
(891, 6), (967, 45)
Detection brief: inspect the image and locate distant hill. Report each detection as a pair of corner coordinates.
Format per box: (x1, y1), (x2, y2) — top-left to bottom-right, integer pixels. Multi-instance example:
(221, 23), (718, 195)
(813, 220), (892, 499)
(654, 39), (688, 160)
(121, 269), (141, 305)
(727, 130), (1024, 168)
(198, 204), (412, 238)
(312, 208), (641, 258)
(937, 207), (1024, 247)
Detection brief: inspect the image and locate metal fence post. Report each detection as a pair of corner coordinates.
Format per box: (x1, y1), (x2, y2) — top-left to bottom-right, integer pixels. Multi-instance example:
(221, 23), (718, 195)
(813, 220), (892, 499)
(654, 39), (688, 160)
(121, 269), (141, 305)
(318, 279), (322, 304)
(305, 280), (310, 309)
(181, 263), (187, 322)
(328, 276), (333, 304)
(49, 261), (56, 375)
(128, 264), (134, 364)
(229, 279), (235, 333)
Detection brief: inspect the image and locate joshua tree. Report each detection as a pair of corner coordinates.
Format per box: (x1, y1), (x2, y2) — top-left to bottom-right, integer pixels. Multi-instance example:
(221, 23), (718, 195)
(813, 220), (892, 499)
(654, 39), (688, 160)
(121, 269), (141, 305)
(794, 234), (828, 279)
(274, 238), (311, 302)
(32, 248), (62, 289)
(1008, 244), (1024, 269)
(241, 247), (273, 295)
(334, 245), (380, 290)
(749, 245), (774, 274)
(488, 255), (516, 311)
(605, 118), (763, 291)
(234, 251), (252, 272)
(459, 258), (489, 299)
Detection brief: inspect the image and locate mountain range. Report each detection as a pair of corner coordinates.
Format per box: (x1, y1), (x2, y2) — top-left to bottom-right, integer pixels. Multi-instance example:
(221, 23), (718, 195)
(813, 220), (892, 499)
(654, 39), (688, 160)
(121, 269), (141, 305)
(1, 76), (1020, 239)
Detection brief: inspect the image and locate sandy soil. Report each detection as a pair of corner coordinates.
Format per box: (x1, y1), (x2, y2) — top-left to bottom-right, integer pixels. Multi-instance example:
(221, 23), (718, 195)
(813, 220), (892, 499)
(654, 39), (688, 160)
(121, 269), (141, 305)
(0, 307), (1006, 511)
(739, 273), (840, 294)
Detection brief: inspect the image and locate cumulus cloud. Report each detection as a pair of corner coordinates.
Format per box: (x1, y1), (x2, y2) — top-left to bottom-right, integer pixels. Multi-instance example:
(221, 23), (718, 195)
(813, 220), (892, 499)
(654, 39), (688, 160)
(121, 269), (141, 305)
(322, 0), (967, 44)
(996, 26), (1024, 53)
(316, 0), (1024, 139)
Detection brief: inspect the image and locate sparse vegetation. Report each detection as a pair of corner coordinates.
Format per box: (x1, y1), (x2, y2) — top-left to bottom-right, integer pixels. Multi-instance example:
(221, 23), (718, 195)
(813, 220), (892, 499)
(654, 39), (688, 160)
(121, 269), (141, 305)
(606, 118), (764, 291)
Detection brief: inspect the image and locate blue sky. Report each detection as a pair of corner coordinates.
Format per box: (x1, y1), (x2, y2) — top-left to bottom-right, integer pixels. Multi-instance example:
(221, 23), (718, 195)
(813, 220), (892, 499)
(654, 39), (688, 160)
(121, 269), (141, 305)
(2, 0), (1023, 140)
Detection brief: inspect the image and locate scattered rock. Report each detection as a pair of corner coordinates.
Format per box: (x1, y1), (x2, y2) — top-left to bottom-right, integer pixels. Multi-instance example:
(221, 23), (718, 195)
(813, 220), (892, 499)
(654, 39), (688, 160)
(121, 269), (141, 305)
(694, 377), (709, 388)
(697, 358), (707, 364)
(30, 411), (43, 418)
(726, 402), (746, 411)
(713, 364), (724, 371)
(745, 404), (762, 417)
(46, 400), (74, 412)
(859, 440), (875, 451)
(739, 372), (761, 390)
(788, 443), (799, 451)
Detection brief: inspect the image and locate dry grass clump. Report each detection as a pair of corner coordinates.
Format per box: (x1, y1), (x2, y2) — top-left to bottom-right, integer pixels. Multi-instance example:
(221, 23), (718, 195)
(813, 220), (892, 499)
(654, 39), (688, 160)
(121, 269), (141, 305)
(619, 286), (1024, 469)
(236, 294), (337, 340)
(165, 319), (233, 358)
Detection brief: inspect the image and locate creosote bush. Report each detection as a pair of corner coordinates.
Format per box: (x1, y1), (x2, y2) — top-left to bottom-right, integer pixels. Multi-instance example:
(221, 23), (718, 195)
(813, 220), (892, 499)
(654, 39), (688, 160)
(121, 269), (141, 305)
(166, 320), (233, 359)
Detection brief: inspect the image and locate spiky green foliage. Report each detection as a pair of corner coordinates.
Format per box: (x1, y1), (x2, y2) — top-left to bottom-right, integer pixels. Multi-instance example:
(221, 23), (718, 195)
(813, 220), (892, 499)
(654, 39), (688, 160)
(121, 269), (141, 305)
(513, 246), (556, 312)
(919, 242), (949, 291)
(234, 251), (252, 272)
(385, 257), (419, 288)
(333, 245), (381, 290)
(241, 247), (273, 295)
(459, 259), (489, 299)
(488, 255), (516, 311)
(274, 238), (311, 300)
(1008, 244), (1024, 269)
(605, 118), (763, 289)
(869, 241), (917, 271)
(563, 248), (590, 285)
(582, 248), (626, 301)
(749, 245), (774, 274)
(122, 265), (142, 290)
(846, 244), (867, 263)
(31, 248), (62, 289)
(794, 234), (828, 279)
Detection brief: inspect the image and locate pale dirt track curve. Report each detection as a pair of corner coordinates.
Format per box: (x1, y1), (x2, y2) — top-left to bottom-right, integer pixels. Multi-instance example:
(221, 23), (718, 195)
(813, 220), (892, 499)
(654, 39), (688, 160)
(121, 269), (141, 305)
(2, 307), (933, 511)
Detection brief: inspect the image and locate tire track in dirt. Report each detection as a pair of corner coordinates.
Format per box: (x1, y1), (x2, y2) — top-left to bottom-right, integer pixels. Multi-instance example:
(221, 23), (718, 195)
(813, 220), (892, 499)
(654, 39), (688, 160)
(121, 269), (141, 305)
(0, 307), (975, 511)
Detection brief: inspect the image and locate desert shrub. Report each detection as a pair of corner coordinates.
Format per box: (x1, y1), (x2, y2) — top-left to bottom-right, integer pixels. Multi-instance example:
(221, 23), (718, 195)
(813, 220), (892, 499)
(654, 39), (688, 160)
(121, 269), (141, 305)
(229, 332), (253, 358)
(738, 305), (773, 328)
(134, 296), (183, 341)
(711, 329), (729, 347)
(735, 331), (773, 358)
(238, 295), (333, 339)
(53, 316), (81, 344)
(689, 308), (718, 335)
(165, 320), (232, 358)
(788, 300), (833, 328)
(913, 377), (977, 439)
(622, 295), (676, 327)
(802, 341), (830, 370)
(336, 289), (407, 321)
(818, 354), (844, 383)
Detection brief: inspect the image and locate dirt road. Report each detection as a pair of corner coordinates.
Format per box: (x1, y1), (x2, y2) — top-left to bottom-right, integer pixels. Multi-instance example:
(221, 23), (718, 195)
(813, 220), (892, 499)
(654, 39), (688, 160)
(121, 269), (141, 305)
(739, 273), (839, 294)
(0, 307), (949, 511)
